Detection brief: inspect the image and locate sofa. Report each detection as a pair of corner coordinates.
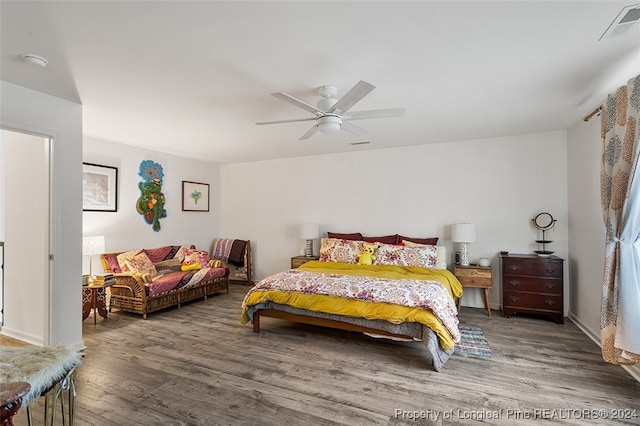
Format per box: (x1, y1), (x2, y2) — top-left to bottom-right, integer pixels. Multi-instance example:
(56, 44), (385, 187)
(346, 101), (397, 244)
(101, 245), (229, 319)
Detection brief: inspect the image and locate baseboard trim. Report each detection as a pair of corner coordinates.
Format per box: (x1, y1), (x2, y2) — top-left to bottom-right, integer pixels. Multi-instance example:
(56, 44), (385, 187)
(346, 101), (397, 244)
(0, 327), (43, 346)
(568, 311), (640, 383)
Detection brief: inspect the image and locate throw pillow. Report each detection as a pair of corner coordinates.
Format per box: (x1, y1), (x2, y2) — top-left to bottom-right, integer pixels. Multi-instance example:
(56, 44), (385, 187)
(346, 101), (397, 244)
(402, 240), (447, 269)
(319, 238), (364, 264)
(125, 251), (157, 277)
(116, 250), (140, 272)
(183, 247), (209, 267)
(374, 243), (438, 268)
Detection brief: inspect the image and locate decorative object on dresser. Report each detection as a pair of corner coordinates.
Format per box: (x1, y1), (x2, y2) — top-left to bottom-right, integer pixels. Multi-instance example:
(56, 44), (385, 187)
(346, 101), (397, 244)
(210, 239), (253, 285)
(531, 212), (556, 256)
(82, 235), (105, 280)
(300, 223), (320, 257)
(451, 223), (476, 266)
(291, 255), (319, 269)
(454, 264), (493, 316)
(501, 253), (564, 324)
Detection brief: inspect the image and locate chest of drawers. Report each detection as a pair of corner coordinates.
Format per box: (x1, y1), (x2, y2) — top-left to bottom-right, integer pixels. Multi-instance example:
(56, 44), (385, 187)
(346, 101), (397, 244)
(501, 254), (564, 324)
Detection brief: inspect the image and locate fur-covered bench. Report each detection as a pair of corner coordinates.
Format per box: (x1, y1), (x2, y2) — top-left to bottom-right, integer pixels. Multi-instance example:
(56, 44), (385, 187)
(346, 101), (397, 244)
(101, 245), (229, 319)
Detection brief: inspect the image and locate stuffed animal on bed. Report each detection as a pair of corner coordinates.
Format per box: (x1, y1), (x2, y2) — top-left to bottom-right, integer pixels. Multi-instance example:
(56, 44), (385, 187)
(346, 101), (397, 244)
(357, 242), (379, 265)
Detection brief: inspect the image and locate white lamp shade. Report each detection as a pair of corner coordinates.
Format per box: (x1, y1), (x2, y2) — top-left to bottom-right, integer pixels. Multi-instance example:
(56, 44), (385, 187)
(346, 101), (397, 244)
(82, 235), (105, 256)
(299, 223), (320, 240)
(451, 223), (476, 243)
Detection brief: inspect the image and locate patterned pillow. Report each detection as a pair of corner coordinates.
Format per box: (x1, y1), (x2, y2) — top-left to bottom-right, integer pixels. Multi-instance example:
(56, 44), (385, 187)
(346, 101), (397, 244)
(125, 251), (157, 277)
(402, 240), (446, 269)
(374, 243), (438, 268)
(183, 247), (209, 267)
(319, 238), (364, 264)
(116, 250), (140, 272)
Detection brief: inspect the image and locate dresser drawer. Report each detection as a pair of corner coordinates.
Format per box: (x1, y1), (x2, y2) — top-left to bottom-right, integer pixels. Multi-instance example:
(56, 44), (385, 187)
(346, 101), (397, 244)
(503, 258), (562, 278)
(503, 291), (562, 312)
(502, 276), (562, 294)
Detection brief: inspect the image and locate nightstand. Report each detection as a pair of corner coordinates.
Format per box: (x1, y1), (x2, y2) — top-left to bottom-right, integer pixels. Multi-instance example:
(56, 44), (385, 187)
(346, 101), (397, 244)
(454, 264), (493, 316)
(291, 255), (319, 269)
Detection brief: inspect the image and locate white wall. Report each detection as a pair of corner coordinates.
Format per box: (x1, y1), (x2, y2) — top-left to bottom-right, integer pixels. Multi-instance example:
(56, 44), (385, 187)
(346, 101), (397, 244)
(220, 131), (570, 312)
(0, 80), (83, 348)
(83, 136), (221, 273)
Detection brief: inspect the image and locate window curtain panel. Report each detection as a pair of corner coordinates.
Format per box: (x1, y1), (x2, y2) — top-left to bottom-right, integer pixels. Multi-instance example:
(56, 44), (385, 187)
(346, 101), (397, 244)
(600, 73), (640, 365)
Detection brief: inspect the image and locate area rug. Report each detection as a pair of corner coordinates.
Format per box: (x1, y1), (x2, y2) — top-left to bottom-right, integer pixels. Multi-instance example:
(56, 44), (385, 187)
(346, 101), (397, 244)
(454, 325), (492, 358)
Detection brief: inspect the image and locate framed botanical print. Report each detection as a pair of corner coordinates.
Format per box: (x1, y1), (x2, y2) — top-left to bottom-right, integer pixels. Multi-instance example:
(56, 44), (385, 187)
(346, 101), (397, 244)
(182, 181), (210, 212)
(83, 162), (118, 212)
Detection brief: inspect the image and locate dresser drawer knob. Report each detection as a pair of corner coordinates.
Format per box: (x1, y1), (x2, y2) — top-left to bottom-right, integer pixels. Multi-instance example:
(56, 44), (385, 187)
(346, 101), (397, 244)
(545, 299), (555, 306)
(510, 280), (520, 287)
(509, 265), (520, 271)
(545, 283), (555, 289)
(545, 267), (556, 274)
(510, 296), (520, 302)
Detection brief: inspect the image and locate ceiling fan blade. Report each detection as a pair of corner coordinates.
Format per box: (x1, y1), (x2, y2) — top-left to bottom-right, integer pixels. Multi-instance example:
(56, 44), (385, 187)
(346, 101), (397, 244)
(256, 117), (317, 125)
(329, 80), (375, 115)
(272, 92), (325, 116)
(299, 125), (318, 140)
(341, 120), (367, 137)
(342, 108), (406, 121)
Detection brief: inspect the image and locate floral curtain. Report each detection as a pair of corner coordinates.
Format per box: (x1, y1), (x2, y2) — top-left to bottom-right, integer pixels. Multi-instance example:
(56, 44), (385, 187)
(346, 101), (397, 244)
(600, 73), (640, 365)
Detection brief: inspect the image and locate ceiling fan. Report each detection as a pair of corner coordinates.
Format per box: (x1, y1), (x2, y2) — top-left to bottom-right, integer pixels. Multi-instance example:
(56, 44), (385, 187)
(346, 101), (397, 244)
(256, 80), (405, 140)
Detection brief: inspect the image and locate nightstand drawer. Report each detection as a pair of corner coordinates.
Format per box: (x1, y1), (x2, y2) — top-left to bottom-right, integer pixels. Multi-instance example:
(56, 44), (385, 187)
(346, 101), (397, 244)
(291, 256), (318, 269)
(454, 266), (493, 288)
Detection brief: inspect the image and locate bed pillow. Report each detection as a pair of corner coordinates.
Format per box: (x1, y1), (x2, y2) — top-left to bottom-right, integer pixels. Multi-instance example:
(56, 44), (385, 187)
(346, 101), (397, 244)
(402, 240), (447, 269)
(398, 235), (439, 245)
(319, 238), (364, 264)
(183, 247), (209, 267)
(125, 251), (158, 277)
(327, 232), (363, 241)
(362, 234), (399, 244)
(102, 253), (121, 273)
(374, 243), (438, 268)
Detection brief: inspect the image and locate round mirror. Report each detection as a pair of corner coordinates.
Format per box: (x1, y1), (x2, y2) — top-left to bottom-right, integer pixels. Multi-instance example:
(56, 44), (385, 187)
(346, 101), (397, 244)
(532, 212), (555, 230)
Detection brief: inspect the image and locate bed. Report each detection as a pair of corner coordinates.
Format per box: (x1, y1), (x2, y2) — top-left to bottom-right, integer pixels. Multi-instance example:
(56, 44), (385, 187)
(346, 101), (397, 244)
(241, 237), (463, 371)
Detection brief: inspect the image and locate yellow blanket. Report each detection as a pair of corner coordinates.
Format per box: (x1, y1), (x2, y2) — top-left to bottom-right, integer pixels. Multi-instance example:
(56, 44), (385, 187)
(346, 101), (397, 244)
(241, 261), (462, 349)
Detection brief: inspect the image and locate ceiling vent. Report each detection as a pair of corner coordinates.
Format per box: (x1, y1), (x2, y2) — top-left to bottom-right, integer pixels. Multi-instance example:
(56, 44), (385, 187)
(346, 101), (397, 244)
(600, 4), (640, 40)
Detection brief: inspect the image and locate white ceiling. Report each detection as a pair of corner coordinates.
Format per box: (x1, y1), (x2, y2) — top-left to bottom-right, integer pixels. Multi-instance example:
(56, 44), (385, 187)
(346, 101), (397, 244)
(2, 1), (640, 163)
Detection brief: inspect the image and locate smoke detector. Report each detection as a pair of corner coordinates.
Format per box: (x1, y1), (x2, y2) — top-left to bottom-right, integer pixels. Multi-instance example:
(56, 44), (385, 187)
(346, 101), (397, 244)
(600, 4), (640, 40)
(22, 53), (48, 68)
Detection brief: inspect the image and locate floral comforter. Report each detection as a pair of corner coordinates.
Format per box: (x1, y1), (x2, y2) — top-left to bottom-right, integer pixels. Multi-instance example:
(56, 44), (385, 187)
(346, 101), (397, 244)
(241, 262), (461, 348)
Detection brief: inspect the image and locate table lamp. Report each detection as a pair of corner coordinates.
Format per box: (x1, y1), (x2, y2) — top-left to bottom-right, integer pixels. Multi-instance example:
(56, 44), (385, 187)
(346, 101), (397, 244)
(451, 223), (476, 266)
(299, 223), (320, 257)
(83, 235), (105, 280)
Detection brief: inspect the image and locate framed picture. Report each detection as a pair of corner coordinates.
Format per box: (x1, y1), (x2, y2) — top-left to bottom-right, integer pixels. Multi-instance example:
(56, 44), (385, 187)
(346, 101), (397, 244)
(83, 162), (118, 212)
(182, 181), (210, 212)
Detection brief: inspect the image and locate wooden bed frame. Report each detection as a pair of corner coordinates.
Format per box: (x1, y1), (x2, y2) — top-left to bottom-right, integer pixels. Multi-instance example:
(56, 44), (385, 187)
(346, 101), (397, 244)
(252, 309), (416, 340)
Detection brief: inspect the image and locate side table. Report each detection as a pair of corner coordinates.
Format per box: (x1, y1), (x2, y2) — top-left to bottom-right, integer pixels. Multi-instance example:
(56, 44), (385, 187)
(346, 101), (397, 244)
(454, 264), (493, 316)
(82, 281), (113, 324)
(291, 255), (319, 269)
(0, 382), (30, 426)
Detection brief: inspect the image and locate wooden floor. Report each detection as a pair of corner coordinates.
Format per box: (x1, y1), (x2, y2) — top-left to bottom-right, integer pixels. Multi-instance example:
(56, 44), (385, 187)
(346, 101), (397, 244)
(10, 284), (640, 425)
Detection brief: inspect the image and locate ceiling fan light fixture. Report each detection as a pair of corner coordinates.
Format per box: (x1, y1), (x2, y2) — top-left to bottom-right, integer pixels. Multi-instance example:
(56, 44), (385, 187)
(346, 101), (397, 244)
(317, 115), (341, 133)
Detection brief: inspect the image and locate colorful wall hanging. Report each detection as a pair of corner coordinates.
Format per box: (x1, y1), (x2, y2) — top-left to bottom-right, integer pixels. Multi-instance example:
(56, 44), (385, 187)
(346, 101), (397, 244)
(136, 160), (166, 232)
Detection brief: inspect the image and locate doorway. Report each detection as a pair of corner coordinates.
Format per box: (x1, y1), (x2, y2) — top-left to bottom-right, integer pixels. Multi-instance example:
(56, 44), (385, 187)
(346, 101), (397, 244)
(0, 128), (51, 342)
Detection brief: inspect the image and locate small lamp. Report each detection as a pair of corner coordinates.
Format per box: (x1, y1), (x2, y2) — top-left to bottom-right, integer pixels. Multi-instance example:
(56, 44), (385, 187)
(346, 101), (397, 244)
(451, 223), (476, 266)
(83, 235), (105, 280)
(299, 223), (320, 257)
